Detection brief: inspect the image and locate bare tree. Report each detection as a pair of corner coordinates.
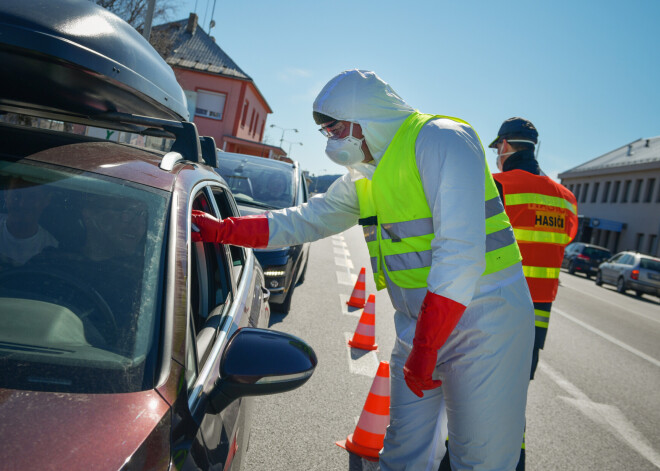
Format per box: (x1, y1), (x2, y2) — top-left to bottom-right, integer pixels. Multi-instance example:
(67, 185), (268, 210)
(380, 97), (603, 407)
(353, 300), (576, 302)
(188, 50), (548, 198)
(95, 0), (175, 32)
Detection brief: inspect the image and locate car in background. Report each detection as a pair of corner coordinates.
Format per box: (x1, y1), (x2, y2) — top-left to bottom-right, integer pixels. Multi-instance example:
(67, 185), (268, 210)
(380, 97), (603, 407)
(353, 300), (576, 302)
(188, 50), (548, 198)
(215, 151), (311, 313)
(561, 242), (612, 278)
(0, 1), (317, 470)
(596, 251), (660, 299)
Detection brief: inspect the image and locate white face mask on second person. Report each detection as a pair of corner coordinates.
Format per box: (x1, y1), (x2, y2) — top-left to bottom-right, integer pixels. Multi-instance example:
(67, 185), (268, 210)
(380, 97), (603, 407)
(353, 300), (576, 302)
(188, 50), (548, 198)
(325, 123), (365, 166)
(496, 139), (536, 171)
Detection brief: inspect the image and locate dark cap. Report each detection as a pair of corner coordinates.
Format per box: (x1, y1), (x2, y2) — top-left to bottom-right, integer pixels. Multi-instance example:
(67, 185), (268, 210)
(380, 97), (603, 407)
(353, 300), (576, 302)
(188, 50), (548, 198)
(313, 111), (336, 125)
(488, 117), (538, 148)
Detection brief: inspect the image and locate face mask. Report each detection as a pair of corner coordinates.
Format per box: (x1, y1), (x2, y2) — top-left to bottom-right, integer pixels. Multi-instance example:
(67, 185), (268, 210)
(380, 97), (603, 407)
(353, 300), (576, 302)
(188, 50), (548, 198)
(496, 151), (515, 171)
(495, 139), (536, 171)
(325, 123), (365, 166)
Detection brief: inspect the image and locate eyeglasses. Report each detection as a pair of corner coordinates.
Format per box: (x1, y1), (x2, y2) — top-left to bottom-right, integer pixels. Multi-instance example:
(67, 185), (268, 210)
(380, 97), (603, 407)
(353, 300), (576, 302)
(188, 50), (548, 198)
(318, 120), (340, 138)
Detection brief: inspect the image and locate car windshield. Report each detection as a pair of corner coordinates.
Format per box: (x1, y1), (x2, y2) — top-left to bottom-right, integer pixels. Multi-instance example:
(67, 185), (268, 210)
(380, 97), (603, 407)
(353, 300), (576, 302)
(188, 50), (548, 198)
(0, 160), (168, 393)
(583, 247), (610, 258)
(216, 156), (294, 209)
(640, 258), (660, 272)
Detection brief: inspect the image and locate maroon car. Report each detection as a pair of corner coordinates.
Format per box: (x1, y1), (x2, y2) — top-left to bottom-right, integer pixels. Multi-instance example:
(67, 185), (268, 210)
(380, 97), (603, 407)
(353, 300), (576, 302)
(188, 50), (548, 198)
(0, 1), (316, 470)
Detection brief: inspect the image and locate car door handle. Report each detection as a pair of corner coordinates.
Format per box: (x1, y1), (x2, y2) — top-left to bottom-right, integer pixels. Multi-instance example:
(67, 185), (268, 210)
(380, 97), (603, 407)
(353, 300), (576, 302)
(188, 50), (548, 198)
(262, 286), (271, 302)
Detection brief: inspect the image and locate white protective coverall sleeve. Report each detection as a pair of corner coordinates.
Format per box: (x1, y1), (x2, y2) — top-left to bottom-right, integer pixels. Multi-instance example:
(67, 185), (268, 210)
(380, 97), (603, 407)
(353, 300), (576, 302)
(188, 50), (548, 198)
(416, 118), (487, 307)
(266, 172), (360, 248)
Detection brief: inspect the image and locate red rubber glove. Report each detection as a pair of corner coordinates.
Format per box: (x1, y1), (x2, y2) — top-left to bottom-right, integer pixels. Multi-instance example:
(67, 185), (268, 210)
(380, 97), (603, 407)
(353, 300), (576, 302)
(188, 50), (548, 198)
(403, 291), (466, 397)
(191, 210), (269, 248)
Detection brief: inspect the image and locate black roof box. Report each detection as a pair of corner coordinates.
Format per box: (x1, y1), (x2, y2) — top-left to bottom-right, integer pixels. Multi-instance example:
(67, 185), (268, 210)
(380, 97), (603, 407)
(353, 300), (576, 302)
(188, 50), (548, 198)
(0, 0), (189, 125)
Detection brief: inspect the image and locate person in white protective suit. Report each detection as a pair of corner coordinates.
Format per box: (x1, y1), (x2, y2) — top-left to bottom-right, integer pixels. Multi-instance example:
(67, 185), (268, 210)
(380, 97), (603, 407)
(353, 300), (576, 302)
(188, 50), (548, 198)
(191, 69), (534, 471)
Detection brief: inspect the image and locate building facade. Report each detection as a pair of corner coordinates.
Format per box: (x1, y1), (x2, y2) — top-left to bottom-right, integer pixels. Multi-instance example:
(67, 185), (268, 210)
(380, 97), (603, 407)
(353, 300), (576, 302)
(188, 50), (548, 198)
(151, 14), (288, 160)
(558, 137), (660, 257)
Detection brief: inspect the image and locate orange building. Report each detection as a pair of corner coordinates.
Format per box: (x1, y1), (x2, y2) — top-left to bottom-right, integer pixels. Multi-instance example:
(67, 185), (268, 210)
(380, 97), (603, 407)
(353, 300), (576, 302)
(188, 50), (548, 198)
(152, 14), (288, 160)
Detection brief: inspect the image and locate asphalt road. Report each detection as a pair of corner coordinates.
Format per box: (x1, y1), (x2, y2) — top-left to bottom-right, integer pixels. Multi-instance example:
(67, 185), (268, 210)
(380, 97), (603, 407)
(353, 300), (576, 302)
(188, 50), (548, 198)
(243, 226), (660, 471)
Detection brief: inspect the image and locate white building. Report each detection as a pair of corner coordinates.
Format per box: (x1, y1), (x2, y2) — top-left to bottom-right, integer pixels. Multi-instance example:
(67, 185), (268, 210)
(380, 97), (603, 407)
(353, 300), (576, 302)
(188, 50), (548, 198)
(558, 136), (660, 257)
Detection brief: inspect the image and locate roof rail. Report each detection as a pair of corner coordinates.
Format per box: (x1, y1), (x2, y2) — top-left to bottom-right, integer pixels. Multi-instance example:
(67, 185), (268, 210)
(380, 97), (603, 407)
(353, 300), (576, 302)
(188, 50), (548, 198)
(102, 112), (201, 163)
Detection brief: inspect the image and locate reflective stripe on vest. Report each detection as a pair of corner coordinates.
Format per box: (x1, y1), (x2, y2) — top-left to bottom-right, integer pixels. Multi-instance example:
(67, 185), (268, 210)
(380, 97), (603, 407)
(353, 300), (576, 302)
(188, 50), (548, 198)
(505, 193), (577, 215)
(522, 265), (560, 279)
(355, 112), (521, 290)
(514, 228), (573, 245)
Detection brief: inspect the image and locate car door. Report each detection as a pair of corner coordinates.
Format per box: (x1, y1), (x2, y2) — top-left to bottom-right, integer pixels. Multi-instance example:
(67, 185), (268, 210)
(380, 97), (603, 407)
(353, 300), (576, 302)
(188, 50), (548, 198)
(601, 253), (621, 283)
(562, 243), (575, 268)
(184, 183), (265, 470)
(612, 254), (632, 280)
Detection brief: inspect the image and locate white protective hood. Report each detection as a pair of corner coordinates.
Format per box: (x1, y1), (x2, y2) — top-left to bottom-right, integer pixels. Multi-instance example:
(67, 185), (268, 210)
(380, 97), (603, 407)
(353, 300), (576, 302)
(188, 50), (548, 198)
(313, 70), (415, 167)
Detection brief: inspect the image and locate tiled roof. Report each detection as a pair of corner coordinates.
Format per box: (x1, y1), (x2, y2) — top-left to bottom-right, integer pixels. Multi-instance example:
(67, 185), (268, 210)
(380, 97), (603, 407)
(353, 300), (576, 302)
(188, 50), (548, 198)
(560, 136), (660, 177)
(152, 16), (251, 80)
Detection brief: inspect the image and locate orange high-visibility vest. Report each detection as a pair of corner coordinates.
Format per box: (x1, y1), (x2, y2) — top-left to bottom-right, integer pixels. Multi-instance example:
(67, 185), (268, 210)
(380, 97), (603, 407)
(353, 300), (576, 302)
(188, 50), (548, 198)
(494, 170), (578, 302)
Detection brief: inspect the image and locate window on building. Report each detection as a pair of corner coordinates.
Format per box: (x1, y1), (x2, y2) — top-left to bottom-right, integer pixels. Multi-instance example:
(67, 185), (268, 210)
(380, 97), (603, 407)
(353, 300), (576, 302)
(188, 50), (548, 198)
(591, 182), (600, 203)
(632, 179), (643, 203)
(648, 234), (657, 256)
(645, 178), (656, 203)
(574, 184), (581, 201)
(581, 183), (589, 203)
(195, 90), (226, 120)
(611, 181), (620, 202)
(602, 230), (610, 249)
(636, 233), (644, 252)
(249, 109), (255, 133)
(241, 101), (249, 127)
(253, 114), (259, 136)
(601, 181), (611, 203)
(259, 120), (265, 140)
(184, 90), (198, 121)
(622, 180), (631, 202)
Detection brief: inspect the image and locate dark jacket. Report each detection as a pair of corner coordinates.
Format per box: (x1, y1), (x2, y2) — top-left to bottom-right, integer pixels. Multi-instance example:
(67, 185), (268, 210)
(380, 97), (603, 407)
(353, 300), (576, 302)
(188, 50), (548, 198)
(494, 149), (541, 197)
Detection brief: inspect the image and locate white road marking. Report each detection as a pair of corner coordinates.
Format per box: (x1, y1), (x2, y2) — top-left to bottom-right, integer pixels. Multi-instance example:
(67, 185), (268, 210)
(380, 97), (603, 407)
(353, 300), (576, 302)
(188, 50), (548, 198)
(540, 361), (660, 468)
(335, 256), (355, 269)
(559, 281), (660, 325)
(333, 247), (350, 256)
(554, 308), (660, 368)
(337, 269), (358, 286)
(344, 332), (379, 377)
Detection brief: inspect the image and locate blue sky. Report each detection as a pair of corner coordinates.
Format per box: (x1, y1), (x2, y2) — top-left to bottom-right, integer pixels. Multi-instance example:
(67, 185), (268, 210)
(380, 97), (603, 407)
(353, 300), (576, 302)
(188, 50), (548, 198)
(171, 0), (660, 180)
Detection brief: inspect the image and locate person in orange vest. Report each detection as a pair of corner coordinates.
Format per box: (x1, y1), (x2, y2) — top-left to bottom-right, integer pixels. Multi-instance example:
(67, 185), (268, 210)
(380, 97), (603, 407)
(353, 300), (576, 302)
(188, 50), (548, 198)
(491, 117), (578, 469)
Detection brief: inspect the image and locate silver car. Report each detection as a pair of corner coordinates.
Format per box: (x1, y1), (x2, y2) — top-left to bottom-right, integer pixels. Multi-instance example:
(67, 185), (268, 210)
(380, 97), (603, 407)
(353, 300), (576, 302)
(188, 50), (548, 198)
(596, 251), (660, 299)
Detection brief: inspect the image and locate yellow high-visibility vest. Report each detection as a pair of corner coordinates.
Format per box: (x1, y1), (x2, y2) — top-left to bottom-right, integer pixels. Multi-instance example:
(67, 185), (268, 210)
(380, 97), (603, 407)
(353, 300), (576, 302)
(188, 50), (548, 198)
(355, 111), (521, 290)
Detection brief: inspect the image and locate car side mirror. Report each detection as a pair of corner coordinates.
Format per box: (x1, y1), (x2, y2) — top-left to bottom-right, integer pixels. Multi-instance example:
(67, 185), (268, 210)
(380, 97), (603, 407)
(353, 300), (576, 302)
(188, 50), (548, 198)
(207, 327), (317, 413)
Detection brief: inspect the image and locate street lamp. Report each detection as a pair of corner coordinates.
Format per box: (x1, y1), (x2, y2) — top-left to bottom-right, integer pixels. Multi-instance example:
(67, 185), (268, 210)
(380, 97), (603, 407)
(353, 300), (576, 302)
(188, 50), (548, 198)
(284, 140), (303, 157)
(270, 124), (298, 148)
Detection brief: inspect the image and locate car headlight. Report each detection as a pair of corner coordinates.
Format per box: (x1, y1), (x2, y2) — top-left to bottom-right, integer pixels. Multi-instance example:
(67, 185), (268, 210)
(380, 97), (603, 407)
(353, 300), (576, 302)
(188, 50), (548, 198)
(264, 269), (286, 277)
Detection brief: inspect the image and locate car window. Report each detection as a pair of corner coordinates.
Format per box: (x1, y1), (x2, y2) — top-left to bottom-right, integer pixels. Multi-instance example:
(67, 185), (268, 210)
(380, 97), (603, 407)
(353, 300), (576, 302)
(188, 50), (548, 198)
(0, 160), (168, 393)
(583, 247), (611, 258)
(189, 190), (234, 370)
(640, 258), (660, 272)
(216, 156), (295, 209)
(211, 187), (245, 281)
(619, 254), (634, 265)
(609, 253), (623, 263)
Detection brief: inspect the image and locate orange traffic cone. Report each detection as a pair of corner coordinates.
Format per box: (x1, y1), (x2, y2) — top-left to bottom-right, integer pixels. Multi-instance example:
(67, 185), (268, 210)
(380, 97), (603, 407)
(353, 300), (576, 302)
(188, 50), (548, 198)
(336, 361), (390, 461)
(347, 267), (367, 308)
(348, 294), (378, 351)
